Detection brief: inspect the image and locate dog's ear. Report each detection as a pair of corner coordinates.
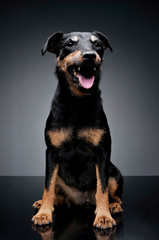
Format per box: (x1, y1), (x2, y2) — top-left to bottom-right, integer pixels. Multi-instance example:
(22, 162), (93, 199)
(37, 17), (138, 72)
(93, 31), (113, 52)
(41, 31), (64, 56)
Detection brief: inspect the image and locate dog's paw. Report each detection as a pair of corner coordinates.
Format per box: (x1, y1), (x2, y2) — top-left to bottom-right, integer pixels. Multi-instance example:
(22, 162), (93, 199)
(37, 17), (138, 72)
(32, 211), (52, 226)
(32, 200), (42, 209)
(109, 202), (123, 214)
(93, 215), (116, 229)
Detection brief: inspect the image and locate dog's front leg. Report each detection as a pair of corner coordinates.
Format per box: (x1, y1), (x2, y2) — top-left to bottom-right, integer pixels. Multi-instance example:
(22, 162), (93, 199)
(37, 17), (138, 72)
(32, 148), (58, 225)
(94, 149), (116, 229)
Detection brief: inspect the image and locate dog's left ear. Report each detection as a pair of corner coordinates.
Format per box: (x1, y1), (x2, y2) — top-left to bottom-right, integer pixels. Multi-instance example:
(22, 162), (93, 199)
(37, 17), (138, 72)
(41, 31), (64, 56)
(93, 31), (113, 52)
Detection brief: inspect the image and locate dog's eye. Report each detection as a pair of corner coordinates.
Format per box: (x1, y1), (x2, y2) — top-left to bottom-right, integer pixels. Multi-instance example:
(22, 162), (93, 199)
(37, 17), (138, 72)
(94, 41), (101, 48)
(65, 41), (74, 47)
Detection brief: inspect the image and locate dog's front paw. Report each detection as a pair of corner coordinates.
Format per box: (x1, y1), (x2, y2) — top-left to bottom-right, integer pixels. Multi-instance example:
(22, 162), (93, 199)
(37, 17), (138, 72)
(93, 215), (116, 229)
(32, 211), (52, 226)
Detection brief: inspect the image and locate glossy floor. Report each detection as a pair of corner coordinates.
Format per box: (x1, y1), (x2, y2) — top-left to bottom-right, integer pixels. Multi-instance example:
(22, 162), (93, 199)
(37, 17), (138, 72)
(0, 177), (159, 240)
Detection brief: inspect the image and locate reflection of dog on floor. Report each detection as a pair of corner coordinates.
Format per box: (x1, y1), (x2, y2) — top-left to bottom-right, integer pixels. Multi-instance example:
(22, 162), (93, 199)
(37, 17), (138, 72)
(32, 31), (123, 230)
(33, 206), (124, 240)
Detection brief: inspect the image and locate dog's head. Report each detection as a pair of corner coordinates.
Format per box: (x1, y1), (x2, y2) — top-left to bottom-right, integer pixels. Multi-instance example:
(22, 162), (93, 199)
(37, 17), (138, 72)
(42, 31), (112, 96)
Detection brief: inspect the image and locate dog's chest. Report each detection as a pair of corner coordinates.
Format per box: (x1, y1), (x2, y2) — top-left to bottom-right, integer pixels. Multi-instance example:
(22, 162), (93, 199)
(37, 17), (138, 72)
(47, 127), (106, 191)
(47, 127), (105, 148)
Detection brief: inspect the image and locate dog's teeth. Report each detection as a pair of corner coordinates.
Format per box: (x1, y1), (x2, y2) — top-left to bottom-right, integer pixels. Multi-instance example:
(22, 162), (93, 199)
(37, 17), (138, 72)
(74, 71), (76, 76)
(78, 67), (80, 72)
(73, 68), (76, 76)
(94, 67), (96, 71)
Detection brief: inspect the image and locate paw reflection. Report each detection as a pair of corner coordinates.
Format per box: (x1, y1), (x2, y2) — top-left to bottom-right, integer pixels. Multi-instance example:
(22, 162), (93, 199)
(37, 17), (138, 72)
(32, 224), (54, 240)
(94, 226), (116, 240)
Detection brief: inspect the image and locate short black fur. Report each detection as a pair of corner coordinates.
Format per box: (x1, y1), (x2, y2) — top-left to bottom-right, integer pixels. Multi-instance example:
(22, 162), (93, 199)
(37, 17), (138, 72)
(33, 32), (123, 229)
(43, 31), (123, 195)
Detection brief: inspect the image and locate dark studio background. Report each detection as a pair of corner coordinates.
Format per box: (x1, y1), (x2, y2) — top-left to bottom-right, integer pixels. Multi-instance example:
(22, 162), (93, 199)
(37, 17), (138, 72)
(0, 0), (159, 176)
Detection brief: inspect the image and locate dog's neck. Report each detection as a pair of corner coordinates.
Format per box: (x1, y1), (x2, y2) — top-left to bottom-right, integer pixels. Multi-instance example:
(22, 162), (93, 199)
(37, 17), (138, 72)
(50, 68), (104, 127)
(54, 82), (102, 108)
(51, 83), (103, 127)
(56, 73), (101, 103)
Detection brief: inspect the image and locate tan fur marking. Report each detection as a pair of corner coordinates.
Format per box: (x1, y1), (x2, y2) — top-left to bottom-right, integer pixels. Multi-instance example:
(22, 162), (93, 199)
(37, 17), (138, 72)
(32, 164), (59, 225)
(108, 177), (122, 204)
(47, 128), (72, 148)
(71, 36), (78, 42)
(95, 53), (102, 64)
(78, 128), (105, 146)
(94, 165), (116, 228)
(57, 50), (83, 72)
(91, 35), (98, 42)
(95, 164), (111, 216)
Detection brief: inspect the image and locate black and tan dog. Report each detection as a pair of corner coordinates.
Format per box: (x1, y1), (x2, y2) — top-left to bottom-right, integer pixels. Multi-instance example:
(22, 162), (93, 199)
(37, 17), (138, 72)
(32, 31), (123, 230)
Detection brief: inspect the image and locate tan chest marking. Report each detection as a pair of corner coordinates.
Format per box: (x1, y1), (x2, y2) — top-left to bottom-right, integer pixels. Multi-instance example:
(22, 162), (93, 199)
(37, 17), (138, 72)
(77, 128), (106, 146)
(47, 128), (72, 148)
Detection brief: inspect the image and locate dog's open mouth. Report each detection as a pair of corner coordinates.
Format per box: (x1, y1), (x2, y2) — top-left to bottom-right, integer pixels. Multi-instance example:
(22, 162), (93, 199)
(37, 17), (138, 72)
(75, 72), (95, 89)
(68, 65), (99, 90)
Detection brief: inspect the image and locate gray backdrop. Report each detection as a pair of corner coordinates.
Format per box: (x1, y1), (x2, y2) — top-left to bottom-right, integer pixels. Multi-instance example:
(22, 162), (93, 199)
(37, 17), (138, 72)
(0, 0), (159, 176)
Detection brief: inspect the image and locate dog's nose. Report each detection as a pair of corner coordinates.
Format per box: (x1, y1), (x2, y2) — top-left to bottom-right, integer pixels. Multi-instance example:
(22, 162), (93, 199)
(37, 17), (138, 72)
(82, 51), (96, 62)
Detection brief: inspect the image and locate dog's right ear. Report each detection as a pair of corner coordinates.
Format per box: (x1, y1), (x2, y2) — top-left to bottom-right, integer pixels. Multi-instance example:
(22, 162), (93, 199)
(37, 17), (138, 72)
(41, 32), (64, 56)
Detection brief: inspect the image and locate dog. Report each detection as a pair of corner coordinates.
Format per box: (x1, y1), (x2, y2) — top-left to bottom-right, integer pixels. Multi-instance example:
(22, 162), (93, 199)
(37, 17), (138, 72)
(32, 31), (123, 230)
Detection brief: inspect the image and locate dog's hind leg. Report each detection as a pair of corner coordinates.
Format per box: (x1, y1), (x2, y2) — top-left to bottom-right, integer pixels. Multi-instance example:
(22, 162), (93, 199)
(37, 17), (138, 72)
(108, 163), (123, 214)
(32, 188), (65, 210)
(33, 200), (42, 209)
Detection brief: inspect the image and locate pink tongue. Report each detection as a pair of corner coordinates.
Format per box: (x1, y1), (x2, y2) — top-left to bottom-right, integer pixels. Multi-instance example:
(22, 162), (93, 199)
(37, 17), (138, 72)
(76, 73), (95, 89)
